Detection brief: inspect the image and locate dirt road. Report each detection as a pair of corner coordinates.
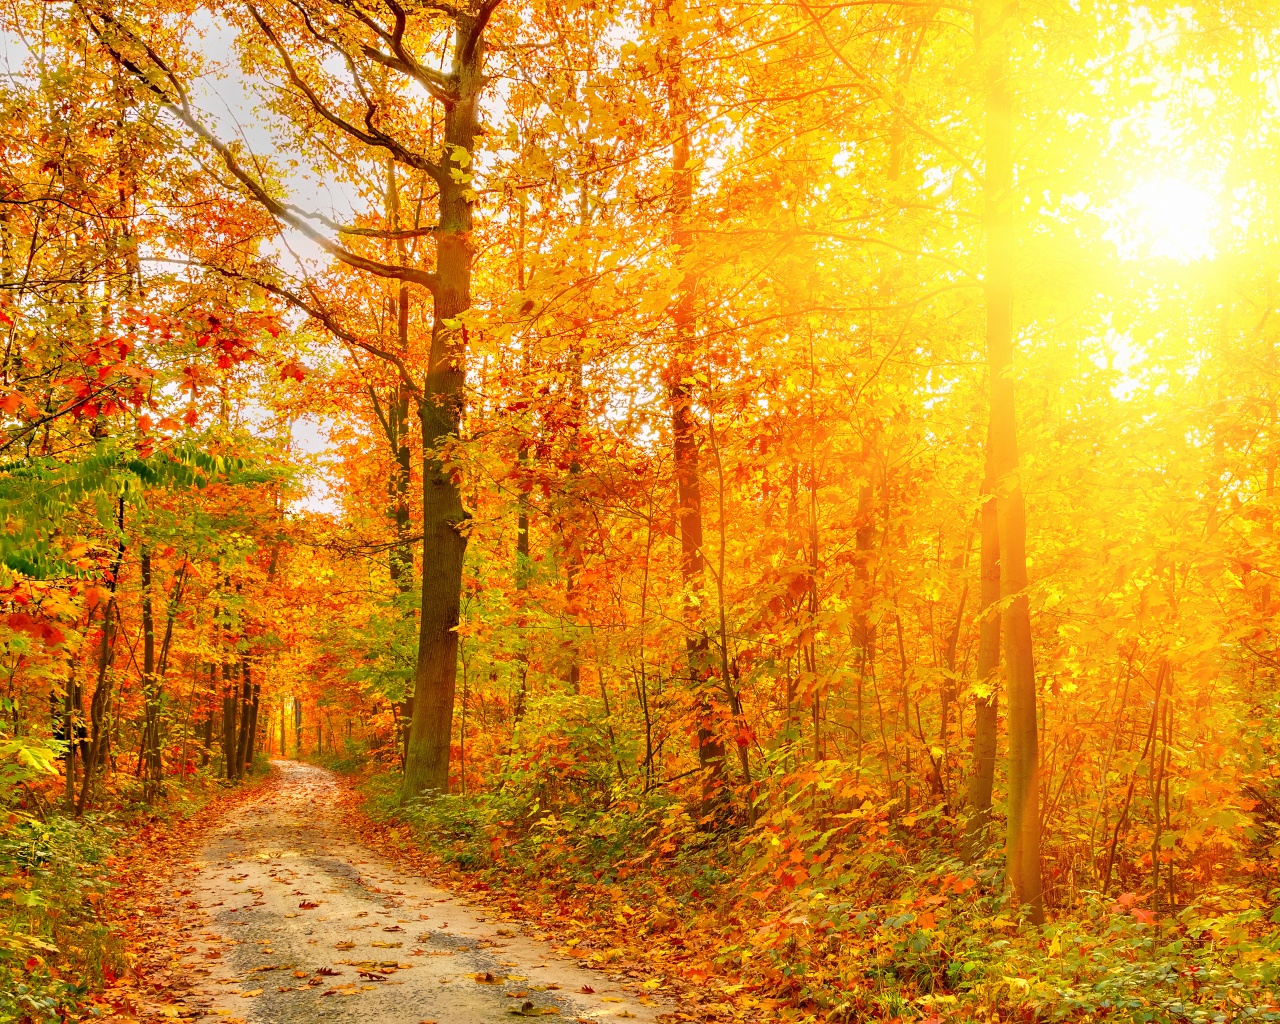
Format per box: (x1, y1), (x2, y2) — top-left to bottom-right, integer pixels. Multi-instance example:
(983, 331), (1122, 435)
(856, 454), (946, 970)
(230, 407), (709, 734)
(157, 761), (668, 1024)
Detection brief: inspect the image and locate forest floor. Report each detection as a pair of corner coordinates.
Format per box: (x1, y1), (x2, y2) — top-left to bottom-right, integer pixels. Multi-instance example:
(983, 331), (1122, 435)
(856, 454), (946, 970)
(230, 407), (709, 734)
(99, 761), (672, 1024)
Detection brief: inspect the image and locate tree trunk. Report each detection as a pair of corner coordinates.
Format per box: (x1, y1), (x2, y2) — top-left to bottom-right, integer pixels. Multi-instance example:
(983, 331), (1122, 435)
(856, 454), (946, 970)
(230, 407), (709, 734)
(201, 673), (214, 767)
(664, 11), (724, 792)
(401, 24), (486, 799)
(140, 548), (166, 800)
(234, 659), (253, 779)
(222, 658), (238, 780)
(513, 202), (531, 725)
(76, 500), (125, 815)
(245, 669), (260, 772)
(383, 161), (416, 593)
(982, 3), (1043, 921)
(963, 447), (1001, 861)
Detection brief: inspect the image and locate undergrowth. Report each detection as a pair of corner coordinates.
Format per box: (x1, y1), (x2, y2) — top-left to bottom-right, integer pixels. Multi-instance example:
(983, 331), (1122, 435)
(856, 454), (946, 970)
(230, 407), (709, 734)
(342, 753), (1280, 1024)
(0, 753), (270, 1024)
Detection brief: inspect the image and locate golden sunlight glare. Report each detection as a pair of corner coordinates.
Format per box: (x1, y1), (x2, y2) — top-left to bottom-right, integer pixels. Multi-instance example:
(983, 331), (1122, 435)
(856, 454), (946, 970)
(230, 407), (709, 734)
(1114, 176), (1218, 263)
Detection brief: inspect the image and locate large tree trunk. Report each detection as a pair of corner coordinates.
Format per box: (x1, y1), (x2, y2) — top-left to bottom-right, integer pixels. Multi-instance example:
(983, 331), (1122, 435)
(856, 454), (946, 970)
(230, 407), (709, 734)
(401, 25), (486, 799)
(982, 4), (1043, 921)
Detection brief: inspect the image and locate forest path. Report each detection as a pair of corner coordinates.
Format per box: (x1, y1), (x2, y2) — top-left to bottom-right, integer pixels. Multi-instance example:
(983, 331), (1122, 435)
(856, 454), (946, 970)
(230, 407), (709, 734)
(163, 761), (668, 1024)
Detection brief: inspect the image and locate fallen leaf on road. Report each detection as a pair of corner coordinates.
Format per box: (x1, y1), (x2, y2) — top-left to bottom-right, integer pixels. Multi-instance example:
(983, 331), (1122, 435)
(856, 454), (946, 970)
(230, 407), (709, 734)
(579, 986), (594, 994)
(316, 968), (340, 976)
(334, 941), (356, 950)
(299, 901), (319, 909)
(509, 1001), (560, 1016)
(474, 971), (499, 983)
(291, 971), (309, 979)
(239, 990), (263, 998)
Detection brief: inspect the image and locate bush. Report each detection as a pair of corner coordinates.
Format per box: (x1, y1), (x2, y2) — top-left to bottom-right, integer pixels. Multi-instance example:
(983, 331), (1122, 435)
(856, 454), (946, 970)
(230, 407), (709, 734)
(0, 813), (125, 1024)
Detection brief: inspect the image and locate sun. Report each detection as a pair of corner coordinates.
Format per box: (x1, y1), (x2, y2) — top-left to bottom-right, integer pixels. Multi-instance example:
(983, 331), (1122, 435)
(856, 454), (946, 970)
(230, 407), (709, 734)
(1109, 177), (1219, 263)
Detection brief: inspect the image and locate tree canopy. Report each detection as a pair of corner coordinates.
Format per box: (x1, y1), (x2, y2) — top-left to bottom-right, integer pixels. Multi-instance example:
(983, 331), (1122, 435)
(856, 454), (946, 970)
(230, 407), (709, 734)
(2, 0), (1280, 1019)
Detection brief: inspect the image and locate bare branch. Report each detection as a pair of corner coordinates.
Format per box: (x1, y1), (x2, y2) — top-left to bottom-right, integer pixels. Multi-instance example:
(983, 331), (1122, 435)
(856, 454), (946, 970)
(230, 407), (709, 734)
(336, 0), (460, 105)
(281, 205), (441, 239)
(160, 257), (423, 399)
(79, 5), (441, 295)
(246, 5), (447, 184)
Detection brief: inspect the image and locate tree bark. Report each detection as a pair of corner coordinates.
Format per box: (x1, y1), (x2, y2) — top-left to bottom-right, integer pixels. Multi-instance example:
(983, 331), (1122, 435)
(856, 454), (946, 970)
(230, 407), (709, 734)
(244, 665), (260, 773)
(664, 8), (724, 792)
(140, 548), (157, 788)
(401, 20), (488, 799)
(75, 498), (125, 815)
(512, 201), (531, 724)
(222, 655), (237, 780)
(234, 658), (253, 779)
(963, 447), (1001, 861)
(982, 3), (1043, 921)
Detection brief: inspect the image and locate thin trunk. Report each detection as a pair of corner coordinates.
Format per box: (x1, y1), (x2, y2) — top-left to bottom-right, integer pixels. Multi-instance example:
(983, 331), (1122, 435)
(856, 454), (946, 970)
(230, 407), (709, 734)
(855, 440), (876, 775)
(665, 12), (723, 793)
(384, 160), (415, 592)
(140, 547), (155, 774)
(513, 201), (531, 724)
(222, 656), (237, 779)
(245, 667), (260, 773)
(982, 2), (1042, 921)
(963, 452), (1001, 861)
(75, 499), (126, 815)
(235, 658), (253, 778)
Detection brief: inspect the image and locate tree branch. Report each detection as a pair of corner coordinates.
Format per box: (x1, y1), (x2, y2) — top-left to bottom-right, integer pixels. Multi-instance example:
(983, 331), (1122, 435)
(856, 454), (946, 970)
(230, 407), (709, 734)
(157, 257), (422, 399)
(461, 0), (504, 66)
(246, 4), (447, 184)
(80, 6), (441, 295)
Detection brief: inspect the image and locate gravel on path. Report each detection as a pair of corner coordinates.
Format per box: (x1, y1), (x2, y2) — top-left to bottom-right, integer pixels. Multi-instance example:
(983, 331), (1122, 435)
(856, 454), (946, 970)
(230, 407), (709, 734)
(172, 761), (668, 1024)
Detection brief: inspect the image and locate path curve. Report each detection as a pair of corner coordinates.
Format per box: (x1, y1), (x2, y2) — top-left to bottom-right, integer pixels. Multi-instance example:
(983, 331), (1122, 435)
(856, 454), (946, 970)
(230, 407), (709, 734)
(168, 761), (668, 1024)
